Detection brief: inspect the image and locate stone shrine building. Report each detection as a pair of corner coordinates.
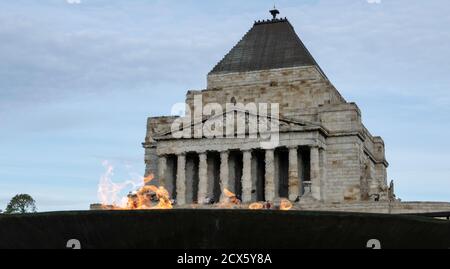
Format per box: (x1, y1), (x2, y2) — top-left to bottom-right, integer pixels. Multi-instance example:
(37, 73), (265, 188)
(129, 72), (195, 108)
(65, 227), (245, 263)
(143, 10), (392, 207)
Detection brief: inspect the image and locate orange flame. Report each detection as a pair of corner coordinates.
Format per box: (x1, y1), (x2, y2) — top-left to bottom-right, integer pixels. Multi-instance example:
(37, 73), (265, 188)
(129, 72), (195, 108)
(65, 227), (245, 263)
(223, 188), (241, 205)
(143, 175), (154, 185)
(223, 188), (234, 198)
(249, 202), (264, 210)
(98, 162), (172, 210)
(280, 199), (293, 211)
(123, 183), (173, 210)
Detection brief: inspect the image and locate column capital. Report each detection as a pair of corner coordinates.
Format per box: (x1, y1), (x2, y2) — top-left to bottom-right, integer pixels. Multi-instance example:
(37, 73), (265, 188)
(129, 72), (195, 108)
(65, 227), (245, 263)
(310, 142), (326, 150)
(288, 145), (299, 150)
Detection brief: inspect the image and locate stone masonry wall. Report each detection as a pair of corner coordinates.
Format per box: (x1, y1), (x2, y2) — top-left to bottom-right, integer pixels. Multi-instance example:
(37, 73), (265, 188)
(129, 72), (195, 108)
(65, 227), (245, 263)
(191, 66), (346, 119)
(318, 103), (361, 133)
(144, 116), (179, 178)
(323, 136), (363, 203)
(297, 201), (450, 215)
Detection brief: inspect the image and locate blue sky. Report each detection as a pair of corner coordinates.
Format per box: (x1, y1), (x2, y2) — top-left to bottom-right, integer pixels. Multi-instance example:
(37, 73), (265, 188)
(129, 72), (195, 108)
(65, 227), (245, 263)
(1, 0), (449, 212)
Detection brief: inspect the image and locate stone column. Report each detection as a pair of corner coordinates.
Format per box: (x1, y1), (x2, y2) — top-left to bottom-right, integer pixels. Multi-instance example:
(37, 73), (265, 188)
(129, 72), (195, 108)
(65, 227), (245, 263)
(310, 146), (321, 201)
(176, 153), (186, 205)
(265, 149), (276, 202)
(158, 155), (167, 187)
(298, 152), (305, 196)
(242, 150), (253, 203)
(197, 152), (208, 204)
(220, 151), (230, 202)
(288, 146), (300, 201)
(319, 148), (327, 199)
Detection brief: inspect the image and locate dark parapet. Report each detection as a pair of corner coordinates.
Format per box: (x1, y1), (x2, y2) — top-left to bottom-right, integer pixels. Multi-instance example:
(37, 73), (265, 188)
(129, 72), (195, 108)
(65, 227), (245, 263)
(0, 210), (449, 249)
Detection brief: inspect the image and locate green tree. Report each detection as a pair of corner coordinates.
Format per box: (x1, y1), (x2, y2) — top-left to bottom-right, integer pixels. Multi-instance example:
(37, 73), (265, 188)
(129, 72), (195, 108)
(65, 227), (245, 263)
(4, 194), (37, 214)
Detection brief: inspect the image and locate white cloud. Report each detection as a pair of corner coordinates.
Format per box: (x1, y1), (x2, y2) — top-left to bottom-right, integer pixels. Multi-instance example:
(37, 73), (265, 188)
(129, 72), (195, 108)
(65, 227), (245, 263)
(66, 0), (81, 4)
(367, 0), (381, 4)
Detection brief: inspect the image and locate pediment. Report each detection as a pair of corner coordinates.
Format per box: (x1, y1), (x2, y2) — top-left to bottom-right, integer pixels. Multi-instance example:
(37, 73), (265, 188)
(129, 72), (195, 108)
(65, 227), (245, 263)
(153, 108), (324, 140)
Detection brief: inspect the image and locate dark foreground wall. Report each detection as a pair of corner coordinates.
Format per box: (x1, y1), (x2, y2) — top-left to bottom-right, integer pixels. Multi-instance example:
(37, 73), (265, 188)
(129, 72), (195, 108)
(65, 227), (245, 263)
(0, 210), (449, 249)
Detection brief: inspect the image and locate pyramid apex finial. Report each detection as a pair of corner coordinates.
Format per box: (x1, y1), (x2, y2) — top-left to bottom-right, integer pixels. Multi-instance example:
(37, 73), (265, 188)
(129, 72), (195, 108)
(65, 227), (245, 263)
(270, 7), (280, 20)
